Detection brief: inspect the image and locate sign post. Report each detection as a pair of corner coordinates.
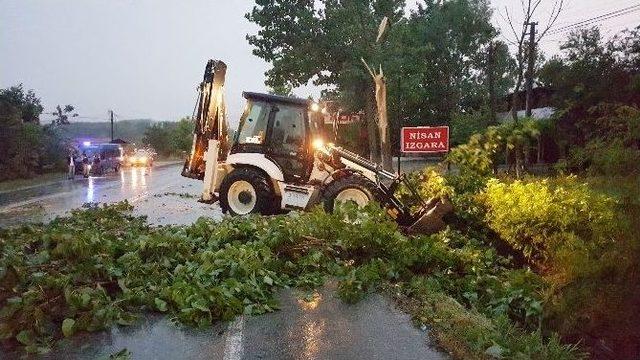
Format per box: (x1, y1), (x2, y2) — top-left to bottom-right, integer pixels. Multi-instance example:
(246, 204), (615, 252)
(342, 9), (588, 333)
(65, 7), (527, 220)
(399, 126), (449, 173)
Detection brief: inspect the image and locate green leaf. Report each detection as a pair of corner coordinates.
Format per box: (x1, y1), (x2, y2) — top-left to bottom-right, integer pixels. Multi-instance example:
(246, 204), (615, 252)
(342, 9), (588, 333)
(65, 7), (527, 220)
(81, 292), (91, 307)
(263, 275), (273, 286)
(25, 344), (39, 353)
(485, 343), (504, 358)
(62, 318), (76, 337)
(16, 329), (33, 345)
(116, 313), (137, 326)
(117, 279), (129, 292)
(154, 298), (168, 312)
(37, 346), (51, 354)
(191, 300), (210, 313)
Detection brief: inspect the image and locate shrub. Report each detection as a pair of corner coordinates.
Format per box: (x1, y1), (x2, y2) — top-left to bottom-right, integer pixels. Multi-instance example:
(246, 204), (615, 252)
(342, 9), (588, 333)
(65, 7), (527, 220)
(396, 166), (454, 207)
(447, 130), (499, 177)
(560, 104), (640, 176)
(447, 118), (541, 181)
(479, 176), (616, 263)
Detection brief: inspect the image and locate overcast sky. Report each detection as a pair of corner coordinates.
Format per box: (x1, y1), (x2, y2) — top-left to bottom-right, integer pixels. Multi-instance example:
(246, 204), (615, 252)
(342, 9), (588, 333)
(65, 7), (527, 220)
(1, 0), (638, 125)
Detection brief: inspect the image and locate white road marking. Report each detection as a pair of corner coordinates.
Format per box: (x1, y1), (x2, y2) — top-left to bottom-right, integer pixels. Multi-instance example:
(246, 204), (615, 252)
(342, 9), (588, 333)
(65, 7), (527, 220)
(223, 316), (245, 360)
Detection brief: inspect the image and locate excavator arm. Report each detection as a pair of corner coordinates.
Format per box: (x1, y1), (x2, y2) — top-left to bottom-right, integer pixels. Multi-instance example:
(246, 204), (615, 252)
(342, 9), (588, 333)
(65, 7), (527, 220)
(181, 59), (229, 180)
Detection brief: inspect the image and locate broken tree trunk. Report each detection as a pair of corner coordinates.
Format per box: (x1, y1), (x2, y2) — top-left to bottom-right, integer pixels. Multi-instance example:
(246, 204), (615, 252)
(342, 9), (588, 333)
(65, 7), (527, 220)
(362, 58), (393, 171)
(364, 88), (381, 163)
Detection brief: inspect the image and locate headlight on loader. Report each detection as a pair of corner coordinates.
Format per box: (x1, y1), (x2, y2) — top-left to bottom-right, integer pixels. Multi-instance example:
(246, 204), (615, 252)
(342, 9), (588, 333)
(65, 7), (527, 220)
(312, 138), (324, 150)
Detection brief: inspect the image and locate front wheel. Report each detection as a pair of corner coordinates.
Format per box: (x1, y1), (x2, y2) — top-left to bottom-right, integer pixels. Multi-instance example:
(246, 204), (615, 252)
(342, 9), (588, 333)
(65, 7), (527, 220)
(322, 174), (382, 212)
(219, 167), (276, 216)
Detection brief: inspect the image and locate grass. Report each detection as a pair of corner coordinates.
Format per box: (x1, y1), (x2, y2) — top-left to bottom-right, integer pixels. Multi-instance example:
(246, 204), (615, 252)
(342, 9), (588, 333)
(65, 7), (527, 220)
(390, 278), (582, 360)
(0, 171), (66, 193)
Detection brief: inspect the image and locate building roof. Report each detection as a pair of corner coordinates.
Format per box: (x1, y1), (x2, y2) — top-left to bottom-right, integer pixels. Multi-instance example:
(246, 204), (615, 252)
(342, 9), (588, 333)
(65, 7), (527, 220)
(500, 86), (555, 111)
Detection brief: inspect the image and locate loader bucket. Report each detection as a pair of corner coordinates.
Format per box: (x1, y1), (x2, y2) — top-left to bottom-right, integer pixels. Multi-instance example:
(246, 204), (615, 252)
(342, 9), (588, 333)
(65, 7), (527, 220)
(407, 197), (453, 235)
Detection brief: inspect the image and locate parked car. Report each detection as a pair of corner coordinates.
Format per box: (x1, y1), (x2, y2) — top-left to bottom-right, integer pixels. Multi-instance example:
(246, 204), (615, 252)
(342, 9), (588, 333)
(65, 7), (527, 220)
(75, 143), (123, 175)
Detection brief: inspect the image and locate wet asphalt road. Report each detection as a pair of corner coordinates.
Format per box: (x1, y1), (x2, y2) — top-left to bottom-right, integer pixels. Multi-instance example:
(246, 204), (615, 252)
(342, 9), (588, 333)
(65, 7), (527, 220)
(0, 163), (222, 227)
(0, 164), (446, 360)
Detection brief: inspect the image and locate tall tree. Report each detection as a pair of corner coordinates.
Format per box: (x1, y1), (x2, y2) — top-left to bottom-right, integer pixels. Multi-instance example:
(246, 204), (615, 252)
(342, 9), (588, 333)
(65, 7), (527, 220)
(0, 85), (68, 179)
(389, 1), (500, 120)
(143, 123), (173, 157)
(247, 0), (404, 161)
(247, 0), (503, 160)
(170, 117), (195, 154)
(50, 105), (77, 125)
(0, 84), (44, 124)
(538, 27), (640, 153)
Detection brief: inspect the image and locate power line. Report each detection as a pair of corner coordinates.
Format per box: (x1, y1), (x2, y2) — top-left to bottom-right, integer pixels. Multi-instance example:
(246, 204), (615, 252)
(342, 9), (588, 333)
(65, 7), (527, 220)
(547, 3), (640, 36)
(550, 3), (640, 33)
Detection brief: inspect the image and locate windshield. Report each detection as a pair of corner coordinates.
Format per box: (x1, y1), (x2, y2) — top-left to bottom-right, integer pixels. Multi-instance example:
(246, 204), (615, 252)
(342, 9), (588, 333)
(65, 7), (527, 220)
(236, 101), (270, 145)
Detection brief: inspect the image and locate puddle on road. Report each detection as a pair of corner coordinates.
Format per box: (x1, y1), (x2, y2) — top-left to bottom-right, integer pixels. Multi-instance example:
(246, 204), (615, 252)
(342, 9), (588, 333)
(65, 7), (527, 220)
(39, 314), (227, 360)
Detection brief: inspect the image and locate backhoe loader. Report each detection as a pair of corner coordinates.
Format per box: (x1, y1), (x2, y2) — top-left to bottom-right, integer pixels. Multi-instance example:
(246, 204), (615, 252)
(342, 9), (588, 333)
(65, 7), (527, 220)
(181, 60), (451, 234)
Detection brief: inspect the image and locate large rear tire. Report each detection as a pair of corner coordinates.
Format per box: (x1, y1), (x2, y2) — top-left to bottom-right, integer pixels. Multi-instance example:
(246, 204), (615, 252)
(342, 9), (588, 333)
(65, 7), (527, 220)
(219, 167), (276, 216)
(322, 174), (382, 212)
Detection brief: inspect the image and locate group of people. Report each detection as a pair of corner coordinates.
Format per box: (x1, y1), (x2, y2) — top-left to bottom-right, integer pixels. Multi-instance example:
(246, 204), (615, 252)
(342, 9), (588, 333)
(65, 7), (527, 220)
(67, 152), (103, 179)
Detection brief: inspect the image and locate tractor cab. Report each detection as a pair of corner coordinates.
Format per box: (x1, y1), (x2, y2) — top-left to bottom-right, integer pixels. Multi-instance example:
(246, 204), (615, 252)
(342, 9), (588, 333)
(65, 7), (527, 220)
(233, 92), (320, 184)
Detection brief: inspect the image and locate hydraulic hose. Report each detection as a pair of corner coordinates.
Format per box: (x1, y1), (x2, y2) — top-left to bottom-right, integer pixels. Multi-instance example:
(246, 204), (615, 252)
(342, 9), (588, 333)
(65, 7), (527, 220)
(327, 144), (397, 180)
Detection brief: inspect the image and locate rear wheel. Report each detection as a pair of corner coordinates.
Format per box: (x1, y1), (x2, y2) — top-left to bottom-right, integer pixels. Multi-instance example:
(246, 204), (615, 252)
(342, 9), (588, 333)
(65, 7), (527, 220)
(322, 174), (382, 212)
(219, 167), (276, 215)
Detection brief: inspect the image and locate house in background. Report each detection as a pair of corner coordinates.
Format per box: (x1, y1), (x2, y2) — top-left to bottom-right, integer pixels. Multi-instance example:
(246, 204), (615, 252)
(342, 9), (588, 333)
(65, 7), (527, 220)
(497, 86), (556, 122)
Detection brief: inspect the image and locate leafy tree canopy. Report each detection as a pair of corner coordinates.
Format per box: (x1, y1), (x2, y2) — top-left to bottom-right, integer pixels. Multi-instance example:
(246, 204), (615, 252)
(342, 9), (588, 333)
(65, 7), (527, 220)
(246, 0), (510, 148)
(143, 118), (194, 157)
(0, 84), (44, 124)
(539, 26), (640, 109)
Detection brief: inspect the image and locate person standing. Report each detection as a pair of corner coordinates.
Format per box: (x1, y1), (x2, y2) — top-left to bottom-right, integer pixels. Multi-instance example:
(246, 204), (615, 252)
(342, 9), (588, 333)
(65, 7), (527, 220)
(67, 152), (76, 179)
(82, 152), (90, 178)
(93, 154), (102, 176)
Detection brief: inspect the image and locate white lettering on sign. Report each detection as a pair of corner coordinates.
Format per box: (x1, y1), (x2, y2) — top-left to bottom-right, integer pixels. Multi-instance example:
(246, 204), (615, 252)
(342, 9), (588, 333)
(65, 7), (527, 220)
(408, 132), (441, 140)
(404, 141), (446, 150)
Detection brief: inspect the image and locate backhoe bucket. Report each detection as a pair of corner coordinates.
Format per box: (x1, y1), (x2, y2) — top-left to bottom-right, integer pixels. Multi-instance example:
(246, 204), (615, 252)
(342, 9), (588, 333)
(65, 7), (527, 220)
(407, 197), (454, 235)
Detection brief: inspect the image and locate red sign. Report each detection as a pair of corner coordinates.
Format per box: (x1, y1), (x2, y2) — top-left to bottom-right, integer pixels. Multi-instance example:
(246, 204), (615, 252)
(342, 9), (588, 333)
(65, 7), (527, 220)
(401, 126), (449, 153)
(323, 112), (363, 125)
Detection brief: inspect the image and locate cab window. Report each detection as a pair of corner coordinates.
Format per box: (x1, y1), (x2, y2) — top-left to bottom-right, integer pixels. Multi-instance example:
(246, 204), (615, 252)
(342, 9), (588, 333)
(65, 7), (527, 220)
(237, 101), (269, 145)
(270, 105), (305, 154)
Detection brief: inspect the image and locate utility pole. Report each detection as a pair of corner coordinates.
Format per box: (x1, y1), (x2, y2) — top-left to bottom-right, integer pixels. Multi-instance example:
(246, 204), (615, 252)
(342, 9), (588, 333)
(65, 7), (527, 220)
(525, 21), (537, 118)
(109, 110), (114, 141)
(487, 42), (496, 124)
